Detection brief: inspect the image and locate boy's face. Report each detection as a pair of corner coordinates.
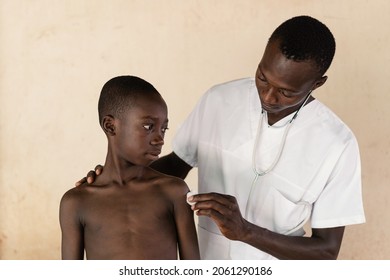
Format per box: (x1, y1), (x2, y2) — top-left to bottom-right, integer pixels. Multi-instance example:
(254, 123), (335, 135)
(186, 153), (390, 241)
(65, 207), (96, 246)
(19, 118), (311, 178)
(113, 95), (168, 166)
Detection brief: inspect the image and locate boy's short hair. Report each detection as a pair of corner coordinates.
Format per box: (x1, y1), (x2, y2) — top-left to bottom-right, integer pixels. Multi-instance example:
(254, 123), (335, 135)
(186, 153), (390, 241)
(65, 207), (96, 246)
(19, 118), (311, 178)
(269, 15), (336, 75)
(98, 75), (160, 125)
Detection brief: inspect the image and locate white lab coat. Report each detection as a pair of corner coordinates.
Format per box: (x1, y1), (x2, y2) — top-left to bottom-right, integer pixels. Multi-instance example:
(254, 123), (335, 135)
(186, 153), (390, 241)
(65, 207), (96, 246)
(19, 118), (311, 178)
(173, 78), (365, 259)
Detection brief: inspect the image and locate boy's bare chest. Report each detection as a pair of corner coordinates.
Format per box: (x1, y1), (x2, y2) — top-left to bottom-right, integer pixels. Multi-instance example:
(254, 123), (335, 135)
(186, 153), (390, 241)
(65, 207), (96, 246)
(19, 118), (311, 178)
(81, 186), (174, 232)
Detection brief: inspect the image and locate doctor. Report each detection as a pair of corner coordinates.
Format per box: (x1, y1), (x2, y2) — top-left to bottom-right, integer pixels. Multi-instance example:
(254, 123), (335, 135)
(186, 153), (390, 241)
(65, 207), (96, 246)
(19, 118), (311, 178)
(79, 15), (365, 259)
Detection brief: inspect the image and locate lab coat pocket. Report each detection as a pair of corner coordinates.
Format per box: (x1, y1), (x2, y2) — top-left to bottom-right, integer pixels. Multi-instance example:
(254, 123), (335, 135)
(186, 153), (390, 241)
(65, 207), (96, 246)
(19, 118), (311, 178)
(270, 188), (311, 235)
(248, 186), (312, 236)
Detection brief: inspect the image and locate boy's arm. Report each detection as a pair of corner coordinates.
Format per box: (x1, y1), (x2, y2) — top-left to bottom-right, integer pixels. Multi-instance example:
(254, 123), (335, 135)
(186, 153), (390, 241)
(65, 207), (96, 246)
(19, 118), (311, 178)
(173, 183), (200, 260)
(59, 190), (84, 260)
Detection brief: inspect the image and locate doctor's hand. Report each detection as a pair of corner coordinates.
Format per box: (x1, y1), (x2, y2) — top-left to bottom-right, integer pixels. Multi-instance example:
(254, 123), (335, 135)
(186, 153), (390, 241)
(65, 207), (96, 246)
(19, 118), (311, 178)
(75, 164), (104, 187)
(188, 192), (250, 241)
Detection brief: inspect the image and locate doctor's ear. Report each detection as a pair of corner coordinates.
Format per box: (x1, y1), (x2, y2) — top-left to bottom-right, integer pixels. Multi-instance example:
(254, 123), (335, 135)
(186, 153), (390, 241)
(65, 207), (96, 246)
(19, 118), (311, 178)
(102, 115), (116, 136)
(312, 76), (328, 91)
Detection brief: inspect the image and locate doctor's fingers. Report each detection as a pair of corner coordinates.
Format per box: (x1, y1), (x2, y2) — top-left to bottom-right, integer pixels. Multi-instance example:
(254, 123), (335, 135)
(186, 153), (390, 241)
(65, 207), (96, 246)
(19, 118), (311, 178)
(192, 192), (237, 206)
(75, 177), (87, 187)
(195, 208), (241, 240)
(192, 198), (238, 216)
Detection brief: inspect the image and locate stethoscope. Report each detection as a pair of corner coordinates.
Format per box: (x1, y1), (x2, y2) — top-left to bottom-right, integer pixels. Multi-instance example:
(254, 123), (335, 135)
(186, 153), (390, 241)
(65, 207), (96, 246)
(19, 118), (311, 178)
(246, 90), (313, 235)
(252, 90), (312, 179)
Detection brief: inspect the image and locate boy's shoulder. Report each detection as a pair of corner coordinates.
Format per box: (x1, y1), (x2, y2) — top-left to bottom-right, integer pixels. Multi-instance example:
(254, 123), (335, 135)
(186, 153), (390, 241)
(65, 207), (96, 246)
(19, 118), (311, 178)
(148, 168), (190, 196)
(149, 167), (188, 187)
(60, 182), (95, 205)
(59, 185), (90, 215)
(58, 178), (122, 207)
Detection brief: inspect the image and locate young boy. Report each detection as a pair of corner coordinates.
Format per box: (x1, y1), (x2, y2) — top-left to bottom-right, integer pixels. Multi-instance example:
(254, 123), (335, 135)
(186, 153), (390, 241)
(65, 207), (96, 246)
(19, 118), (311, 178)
(59, 75), (200, 260)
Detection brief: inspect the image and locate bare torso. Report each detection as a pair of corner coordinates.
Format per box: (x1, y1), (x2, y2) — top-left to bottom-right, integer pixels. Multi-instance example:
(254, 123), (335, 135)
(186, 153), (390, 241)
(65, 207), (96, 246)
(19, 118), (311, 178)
(76, 169), (186, 259)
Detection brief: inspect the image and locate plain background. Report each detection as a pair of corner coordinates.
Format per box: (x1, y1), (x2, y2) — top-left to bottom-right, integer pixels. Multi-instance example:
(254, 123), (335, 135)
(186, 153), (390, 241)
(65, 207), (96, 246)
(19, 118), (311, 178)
(0, 0), (389, 259)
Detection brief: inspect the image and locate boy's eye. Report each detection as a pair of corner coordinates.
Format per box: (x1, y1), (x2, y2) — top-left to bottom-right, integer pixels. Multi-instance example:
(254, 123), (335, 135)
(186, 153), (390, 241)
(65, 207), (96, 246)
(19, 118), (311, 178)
(143, 124), (153, 131)
(162, 127), (169, 133)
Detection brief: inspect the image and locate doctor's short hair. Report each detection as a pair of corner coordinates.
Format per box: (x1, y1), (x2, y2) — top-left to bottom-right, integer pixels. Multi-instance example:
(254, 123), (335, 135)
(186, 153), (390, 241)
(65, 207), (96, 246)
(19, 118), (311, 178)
(269, 15), (336, 75)
(98, 75), (160, 125)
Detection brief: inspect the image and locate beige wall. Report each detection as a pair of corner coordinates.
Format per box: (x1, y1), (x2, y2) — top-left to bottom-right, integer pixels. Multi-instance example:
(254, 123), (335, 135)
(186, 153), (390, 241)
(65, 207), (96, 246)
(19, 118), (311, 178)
(0, 0), (388, 259)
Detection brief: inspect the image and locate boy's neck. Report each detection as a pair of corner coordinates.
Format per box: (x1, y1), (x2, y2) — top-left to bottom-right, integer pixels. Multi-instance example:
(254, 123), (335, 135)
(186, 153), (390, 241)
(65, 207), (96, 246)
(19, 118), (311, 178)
(97, 150), (148, 186)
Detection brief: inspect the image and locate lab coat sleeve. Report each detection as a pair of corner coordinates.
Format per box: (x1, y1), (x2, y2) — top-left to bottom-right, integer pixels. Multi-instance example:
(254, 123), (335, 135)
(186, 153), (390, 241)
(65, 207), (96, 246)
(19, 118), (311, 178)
(310, 136), (366, 228)
(172, 89), (211, 168)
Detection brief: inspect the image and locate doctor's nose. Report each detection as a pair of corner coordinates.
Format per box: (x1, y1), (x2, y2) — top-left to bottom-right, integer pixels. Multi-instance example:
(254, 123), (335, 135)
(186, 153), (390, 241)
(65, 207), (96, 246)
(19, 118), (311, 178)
(261, 86), (279, 103)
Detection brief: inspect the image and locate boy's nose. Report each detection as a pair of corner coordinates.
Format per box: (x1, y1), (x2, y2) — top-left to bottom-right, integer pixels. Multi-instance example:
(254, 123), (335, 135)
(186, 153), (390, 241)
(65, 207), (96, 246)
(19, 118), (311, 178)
(151, 134), (164, 146)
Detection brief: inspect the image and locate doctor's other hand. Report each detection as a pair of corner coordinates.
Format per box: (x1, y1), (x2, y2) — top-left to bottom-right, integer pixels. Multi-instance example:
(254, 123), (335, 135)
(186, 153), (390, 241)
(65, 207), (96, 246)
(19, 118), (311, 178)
(189, 192), (250, 241)
(75, 164), (104, 187)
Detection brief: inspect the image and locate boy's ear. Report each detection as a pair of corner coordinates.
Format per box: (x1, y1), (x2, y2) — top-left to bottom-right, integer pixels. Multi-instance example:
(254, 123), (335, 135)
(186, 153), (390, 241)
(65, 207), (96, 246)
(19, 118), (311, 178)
(102, 115), (116, 136)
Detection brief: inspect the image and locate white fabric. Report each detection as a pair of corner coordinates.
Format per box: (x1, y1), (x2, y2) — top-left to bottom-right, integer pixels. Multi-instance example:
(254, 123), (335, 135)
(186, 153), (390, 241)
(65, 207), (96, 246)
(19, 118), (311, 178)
(173, 78), (365, 260)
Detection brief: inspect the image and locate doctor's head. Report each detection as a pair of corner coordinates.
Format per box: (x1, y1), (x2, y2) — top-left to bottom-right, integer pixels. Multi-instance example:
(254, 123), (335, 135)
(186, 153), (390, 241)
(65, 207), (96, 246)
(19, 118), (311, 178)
(255, 16), (336, 124)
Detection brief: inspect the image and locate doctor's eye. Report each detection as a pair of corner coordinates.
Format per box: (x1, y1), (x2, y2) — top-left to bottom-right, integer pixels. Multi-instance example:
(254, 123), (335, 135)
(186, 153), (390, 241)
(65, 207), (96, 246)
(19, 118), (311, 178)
(278, 88), (294, 98)
(257, 74), (268, 84)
